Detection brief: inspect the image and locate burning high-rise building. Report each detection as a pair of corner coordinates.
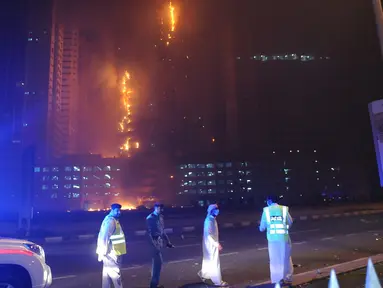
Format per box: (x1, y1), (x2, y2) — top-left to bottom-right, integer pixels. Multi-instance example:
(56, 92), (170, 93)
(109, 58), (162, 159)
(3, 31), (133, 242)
(118, 71), (139, 157)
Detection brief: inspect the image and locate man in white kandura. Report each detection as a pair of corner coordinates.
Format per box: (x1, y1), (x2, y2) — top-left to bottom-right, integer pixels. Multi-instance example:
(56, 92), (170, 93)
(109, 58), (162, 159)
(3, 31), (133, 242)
(96, 203), (127, 288)
(198, 204), (228, 287)
(259, 195), (294, 286)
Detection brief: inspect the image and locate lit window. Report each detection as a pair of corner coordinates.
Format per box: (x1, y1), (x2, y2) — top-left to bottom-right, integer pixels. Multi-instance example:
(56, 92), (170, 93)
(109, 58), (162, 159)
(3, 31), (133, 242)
(34, 167), (40, 172)
(83, 176), (89, 180)
(183, 189), (189, 193)
(73, 166), (80, 172)
(104, 166), (111, 171)
(73, 184), (80, 189)
(73, 175), (80, 181)
(73, 193), (80, 198)
(65, 176), (72, 181)
(64, 184), (71, 189)
(51, 176), (58, 181)
(42, 176), (49, 181)
(43, 167), (49, 172)
(198, 180), (206, 186)
(207, 171), (215, 177)
(207, 180), (216, 186)
(238, 171), (245, 176)
(51, 193), (57, 199)
(228, 189), (234, 193)
(94, 166), (102, 171)
(65, 167), (72, 172)
(246, 179), (251, 184)
(28, 38), (33, 41)
(196, 171), (206, 177)
(247, 187), (252, 191)
(241, 162), (249, 167)
(42, 185), (48, 190)
(188, 164), (196, 169)
(199, 189), (207, 194)
(104, 174), (111, 179)
(180, 164), (187, 170)
(188, 172), (196, 177)
(83, 166), (92, 172)
(52, 184), (59, 189)
(208, 188), (216, 194)
(246, 171), (252, 175)
(105, 183), (111, 188)
(217, 170), (223, 175)
(196, 164), (206, 169)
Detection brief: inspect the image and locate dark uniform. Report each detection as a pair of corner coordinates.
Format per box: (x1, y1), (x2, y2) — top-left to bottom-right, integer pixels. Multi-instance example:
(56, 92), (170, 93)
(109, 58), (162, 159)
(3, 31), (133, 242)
(146, 212), (171, 288)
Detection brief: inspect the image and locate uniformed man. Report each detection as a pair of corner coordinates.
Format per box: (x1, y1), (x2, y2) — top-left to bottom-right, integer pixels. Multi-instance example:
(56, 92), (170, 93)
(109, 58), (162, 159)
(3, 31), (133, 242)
(146, 203), (175, 288)
(96, 203), (126, 288)
(259, 195), (293, 286)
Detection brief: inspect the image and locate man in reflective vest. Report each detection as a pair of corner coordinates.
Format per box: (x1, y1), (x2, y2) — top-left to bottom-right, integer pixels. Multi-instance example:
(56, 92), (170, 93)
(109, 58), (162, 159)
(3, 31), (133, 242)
(259, 195), (293, 286)
(96, 203), (127, 288)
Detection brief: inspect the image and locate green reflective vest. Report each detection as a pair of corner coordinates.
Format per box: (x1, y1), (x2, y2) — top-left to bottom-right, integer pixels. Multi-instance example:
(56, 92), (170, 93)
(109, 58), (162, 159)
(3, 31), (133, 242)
(110, 219), (127, 256)
(264, 204), (289, 242)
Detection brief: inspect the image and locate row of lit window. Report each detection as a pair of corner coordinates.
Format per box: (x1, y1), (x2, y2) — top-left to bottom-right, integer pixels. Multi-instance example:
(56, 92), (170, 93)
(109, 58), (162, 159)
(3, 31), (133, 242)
(39, 174), (113, 181)
(180, 162), (250, 170)
(41, 183), (115, 190)
(183, 170), (252, 177)
(34, 166), (119, 173)
(180, 187), (253, 195)
(235, 54), (329, 61)
(181, 179), (252, 187)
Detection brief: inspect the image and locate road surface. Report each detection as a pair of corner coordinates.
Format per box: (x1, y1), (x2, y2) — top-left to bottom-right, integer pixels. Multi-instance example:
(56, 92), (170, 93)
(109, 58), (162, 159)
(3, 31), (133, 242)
(44, 214), (383, 287)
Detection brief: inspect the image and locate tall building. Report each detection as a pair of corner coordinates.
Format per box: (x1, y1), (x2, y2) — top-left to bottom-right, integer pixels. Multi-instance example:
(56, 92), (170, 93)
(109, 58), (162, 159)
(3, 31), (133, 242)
(24, 0), (79, 160)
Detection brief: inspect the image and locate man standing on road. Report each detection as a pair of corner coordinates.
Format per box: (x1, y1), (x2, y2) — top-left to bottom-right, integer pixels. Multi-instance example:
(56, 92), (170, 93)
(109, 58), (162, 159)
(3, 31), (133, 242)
(96, 203), (126, 288)
(198, 204), (228, 287)
(259, 195), (294, 286)
(146, 203), (175, 288)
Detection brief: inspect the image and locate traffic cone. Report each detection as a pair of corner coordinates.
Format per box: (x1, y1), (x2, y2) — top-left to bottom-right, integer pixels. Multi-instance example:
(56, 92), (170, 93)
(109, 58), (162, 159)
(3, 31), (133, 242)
(328, 269), (340, 288)
(365, 258), (382, 288)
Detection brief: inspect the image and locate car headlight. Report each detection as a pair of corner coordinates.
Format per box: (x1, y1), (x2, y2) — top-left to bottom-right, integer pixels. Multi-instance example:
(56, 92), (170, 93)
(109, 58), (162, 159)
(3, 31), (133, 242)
(24, 243), (45, 260)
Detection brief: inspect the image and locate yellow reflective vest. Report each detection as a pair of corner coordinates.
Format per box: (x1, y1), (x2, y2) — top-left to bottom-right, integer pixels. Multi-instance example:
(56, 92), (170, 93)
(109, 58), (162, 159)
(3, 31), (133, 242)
(264, 204), (290, 242)
(110, 219), (127, 256)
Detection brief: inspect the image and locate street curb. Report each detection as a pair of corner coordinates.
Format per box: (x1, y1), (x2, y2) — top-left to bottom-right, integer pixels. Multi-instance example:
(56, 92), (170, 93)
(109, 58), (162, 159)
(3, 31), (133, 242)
(250, 253), (383, 287)
(38, 209), (383, 244)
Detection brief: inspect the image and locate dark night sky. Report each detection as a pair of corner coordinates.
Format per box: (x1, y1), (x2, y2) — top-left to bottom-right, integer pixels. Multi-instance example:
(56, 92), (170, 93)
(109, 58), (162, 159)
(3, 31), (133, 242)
(1, 0), (383, 161)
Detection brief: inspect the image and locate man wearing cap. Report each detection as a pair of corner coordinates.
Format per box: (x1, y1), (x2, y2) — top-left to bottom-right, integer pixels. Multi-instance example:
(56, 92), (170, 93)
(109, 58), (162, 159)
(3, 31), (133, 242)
(259, 195), (293, 286)
(96, 203), (126, 288)
(146, 203), (175, 288)
(198, 204), (228, 287)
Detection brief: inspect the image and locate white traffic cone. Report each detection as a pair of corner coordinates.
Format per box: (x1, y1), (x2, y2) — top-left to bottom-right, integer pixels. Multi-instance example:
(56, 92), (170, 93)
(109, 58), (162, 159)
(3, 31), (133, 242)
(365, 258), (382, 288)
(328, 269), (340, 288)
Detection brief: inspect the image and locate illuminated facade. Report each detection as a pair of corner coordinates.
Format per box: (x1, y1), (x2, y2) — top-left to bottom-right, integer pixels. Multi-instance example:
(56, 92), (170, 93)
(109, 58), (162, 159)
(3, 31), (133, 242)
(33, 155), (124, 211)
(176, 150), (344, 207)
(235, 54), (330, 62)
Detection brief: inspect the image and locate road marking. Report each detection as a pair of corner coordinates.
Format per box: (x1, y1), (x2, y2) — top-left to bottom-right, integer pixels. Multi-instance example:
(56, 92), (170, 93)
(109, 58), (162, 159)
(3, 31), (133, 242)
(176, 243), (200, 248)
(294, 241), (307, 245)
(122, 265), (143, 271)
(221, 252), (239, 256)
(291, 228), (320, 234)
(257, 247), (268, 251)
(321, 237), (334, 241)
(53, 275), (77, 280)
(168, 258), (195, 264)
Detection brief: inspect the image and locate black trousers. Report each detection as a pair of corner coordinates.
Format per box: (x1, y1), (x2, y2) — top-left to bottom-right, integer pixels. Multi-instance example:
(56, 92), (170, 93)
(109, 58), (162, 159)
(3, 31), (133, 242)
(150, 247), (163, 288)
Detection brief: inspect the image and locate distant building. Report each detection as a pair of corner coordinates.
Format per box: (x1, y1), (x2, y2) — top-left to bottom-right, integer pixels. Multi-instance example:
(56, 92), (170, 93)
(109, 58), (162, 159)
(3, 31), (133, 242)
(176, 150), (344, 207)
(24, 0), (80, 159)
(176, 161), (256, 207)
(33, 154), (124, 211)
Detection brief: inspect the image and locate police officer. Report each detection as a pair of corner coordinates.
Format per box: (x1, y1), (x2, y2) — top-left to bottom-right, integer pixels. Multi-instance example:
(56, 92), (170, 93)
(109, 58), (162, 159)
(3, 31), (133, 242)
(259, 195), (293, 286)
(146, 203), (175, 288)
(96, 203), (126, 288)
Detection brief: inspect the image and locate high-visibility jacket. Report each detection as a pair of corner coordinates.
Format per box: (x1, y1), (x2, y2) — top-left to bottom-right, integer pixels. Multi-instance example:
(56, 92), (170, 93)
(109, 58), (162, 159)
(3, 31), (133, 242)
(264, 205), (290, 242)
(110, 219), (126, 256)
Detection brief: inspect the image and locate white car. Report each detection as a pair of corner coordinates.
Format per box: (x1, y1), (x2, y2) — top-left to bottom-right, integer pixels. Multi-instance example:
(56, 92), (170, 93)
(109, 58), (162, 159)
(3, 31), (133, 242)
(0, 238), (52, 288)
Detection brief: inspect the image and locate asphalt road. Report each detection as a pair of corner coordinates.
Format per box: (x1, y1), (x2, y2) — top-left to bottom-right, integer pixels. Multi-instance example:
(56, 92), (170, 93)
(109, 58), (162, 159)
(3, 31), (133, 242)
(46, 214), (383, 288)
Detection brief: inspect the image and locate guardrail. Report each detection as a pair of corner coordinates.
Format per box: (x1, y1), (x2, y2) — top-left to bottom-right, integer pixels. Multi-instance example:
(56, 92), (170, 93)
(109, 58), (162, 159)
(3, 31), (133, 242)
(33, 209), (383, 244)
